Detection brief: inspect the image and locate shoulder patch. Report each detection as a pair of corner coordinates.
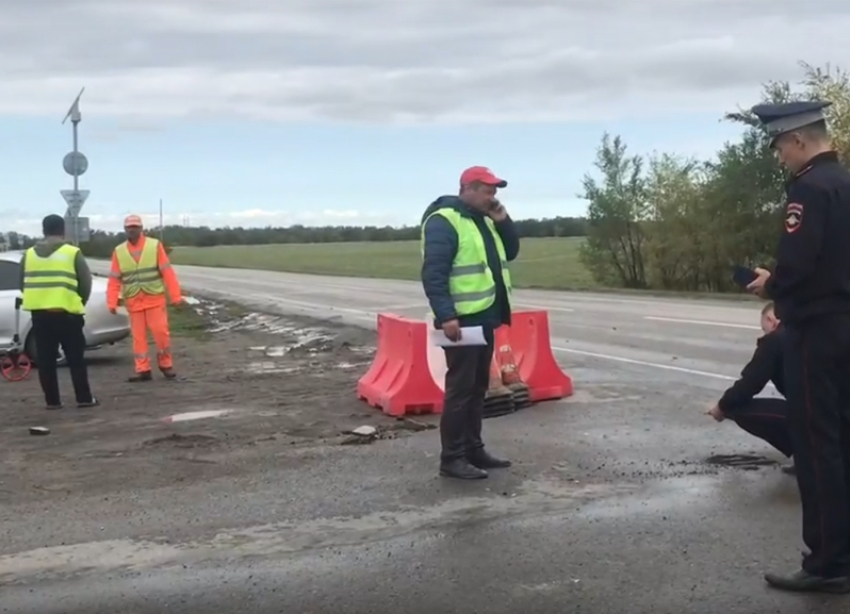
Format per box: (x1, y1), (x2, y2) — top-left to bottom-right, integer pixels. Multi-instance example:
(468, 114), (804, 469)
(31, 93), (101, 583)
(785, 202), (803, 233)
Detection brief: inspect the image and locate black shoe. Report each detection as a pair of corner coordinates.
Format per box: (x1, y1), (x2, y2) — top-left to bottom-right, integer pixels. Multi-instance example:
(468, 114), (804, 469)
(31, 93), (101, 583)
(45, 403), (62, 411)
(128, 371), (153, 383)
(468, 449), (512, 470)
(765, 569), (850, 593)
(77, 397), (100, 408)
(439, 459), (488, 480)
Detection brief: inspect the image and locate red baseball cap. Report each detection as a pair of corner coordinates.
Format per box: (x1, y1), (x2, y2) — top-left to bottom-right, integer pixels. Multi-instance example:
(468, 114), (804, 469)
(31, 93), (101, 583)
(459, 166), (507, 188)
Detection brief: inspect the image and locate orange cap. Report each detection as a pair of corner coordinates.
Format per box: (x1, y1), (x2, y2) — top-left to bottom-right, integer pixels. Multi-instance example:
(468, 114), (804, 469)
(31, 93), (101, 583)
(124, 214), (143, 228)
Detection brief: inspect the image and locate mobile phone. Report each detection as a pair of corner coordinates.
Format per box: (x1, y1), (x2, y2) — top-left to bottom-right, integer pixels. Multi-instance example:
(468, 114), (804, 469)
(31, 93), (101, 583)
(731, 265), (758, 288)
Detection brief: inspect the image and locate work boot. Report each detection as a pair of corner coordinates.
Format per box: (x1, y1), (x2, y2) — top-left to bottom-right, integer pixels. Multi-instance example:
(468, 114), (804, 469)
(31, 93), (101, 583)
(468, 449), (512, 470)
(128, 371), (153, 383)
(765, 569), (850, 593)
(439, 458), (488, 480)
(160, 368), (177, 380)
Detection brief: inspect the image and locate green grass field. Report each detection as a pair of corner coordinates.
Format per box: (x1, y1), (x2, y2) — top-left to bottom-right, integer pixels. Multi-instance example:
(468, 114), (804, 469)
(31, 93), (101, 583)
(169, 237), (596, 290)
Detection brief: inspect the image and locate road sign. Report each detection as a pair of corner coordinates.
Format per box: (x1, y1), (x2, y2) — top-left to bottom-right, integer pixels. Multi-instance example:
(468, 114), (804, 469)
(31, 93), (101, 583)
(64, 215), (90, 243)
(61, 189), (89, 217)
(62, 151), (88, 176)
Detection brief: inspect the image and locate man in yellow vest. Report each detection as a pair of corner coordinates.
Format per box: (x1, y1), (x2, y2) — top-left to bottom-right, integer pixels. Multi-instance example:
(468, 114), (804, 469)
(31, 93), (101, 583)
(420, 166), (520, 480)
(106, 214), (184, 382)
(19, 214), (98, 409)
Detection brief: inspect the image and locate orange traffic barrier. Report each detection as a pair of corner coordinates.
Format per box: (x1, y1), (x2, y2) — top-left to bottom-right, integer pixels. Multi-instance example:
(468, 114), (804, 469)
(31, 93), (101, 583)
(501, 310), (573, 402)
(357, 314), (444, 416)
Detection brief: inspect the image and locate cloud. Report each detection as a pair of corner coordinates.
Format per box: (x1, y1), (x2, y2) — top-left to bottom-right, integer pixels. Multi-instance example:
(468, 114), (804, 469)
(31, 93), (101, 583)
(2, 0), (850, 124)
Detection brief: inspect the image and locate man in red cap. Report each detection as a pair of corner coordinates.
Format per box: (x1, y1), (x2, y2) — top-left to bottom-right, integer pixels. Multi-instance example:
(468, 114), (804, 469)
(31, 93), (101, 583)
(420, 166), (520, 479)
(107, 214), (184, 381)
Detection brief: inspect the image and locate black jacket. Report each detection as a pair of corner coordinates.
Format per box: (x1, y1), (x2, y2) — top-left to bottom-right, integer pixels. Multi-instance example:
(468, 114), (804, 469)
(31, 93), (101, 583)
(718, 327), (785, 413)
(420, 196), (519, 328)
(767, 151), (850, 324)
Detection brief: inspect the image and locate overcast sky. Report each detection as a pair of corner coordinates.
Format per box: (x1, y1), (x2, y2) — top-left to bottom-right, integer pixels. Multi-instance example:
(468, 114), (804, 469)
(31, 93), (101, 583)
(2, 0), (850, 234)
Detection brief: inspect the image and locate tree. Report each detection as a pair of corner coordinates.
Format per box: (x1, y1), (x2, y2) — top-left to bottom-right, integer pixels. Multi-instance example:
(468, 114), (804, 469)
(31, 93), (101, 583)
(801, 62), (850, 161)
(579, 134), (650, 288)
(642, 154), (711, 290)
(581, 61), (850, 293)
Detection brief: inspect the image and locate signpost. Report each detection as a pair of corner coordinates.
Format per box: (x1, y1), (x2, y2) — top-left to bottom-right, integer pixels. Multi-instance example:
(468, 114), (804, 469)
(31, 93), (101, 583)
(61, 189), (90, 243)
(61, 88), (89, 245)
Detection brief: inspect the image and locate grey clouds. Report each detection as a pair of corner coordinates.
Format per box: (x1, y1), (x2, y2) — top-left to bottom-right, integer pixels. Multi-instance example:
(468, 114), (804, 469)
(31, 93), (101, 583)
(1, 0), (849, 123)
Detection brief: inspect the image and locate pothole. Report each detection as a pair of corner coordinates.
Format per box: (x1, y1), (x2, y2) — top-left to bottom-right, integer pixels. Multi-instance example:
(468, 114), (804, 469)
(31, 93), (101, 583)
(142, 434), (220, 449)
(703, 454), (779, 470)
(339, 418), (436, 445)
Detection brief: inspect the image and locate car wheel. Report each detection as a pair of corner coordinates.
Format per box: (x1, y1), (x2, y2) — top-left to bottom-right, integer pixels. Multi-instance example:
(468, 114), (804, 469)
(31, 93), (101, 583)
(24, 333), (67, 367)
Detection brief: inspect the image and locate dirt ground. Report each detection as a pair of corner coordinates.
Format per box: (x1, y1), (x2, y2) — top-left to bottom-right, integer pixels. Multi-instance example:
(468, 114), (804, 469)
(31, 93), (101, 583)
(0, 298), (435, 505)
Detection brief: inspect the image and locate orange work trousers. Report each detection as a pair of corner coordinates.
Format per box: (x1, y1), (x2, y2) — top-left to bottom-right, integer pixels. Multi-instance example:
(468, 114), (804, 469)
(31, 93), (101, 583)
(129, 305), (173, 373)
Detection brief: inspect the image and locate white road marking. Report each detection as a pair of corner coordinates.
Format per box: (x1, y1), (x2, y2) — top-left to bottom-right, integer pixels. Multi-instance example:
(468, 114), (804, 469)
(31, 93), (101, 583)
(514, 302), (574, 312)
(244, 293), (377, 318)
(164, 410), (232, 423)
(552, 346), (736, 381)
(644, 316), (761, 330)
(381, 303), (428, 311)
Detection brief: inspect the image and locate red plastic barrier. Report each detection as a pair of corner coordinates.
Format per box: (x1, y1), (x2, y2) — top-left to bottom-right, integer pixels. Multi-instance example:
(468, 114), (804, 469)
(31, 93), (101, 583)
(357, 313), (444, 416)
(498, 310), (573, 402)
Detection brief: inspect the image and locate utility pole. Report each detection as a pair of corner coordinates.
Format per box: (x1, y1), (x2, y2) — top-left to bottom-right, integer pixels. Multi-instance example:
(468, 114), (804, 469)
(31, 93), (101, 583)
(61, 88), (90, 245)
(159, 198), (164, 242)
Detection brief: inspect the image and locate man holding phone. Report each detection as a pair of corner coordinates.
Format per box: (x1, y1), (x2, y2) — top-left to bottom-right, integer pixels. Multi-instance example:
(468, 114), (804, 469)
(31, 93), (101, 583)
(420, 166), (520, 479)
(746, 100), (850, 593)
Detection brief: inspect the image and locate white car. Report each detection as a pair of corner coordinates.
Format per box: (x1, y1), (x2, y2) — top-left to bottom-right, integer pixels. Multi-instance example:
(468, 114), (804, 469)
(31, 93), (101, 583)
(0, 250), (131, 363)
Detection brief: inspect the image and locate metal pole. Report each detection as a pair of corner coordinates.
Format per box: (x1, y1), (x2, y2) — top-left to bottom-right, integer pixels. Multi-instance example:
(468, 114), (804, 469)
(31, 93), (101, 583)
(70, 120), (79, 245)
(72, 121), (79, 192)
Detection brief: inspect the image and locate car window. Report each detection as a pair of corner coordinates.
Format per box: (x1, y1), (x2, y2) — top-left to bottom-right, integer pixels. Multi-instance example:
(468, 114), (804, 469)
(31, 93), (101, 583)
(0, 261), (21, 291)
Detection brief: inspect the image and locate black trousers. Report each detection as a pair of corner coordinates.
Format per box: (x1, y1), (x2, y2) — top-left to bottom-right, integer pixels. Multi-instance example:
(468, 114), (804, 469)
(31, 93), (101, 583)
(728, 397), (793, 458)
(783, 314), (850, 577)
(440, 328), (494, 462)
(31, 310), (93, 406)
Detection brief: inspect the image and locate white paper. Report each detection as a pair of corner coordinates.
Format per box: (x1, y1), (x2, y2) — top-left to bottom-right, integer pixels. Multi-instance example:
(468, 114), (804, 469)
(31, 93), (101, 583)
(429, 325), (487, 347)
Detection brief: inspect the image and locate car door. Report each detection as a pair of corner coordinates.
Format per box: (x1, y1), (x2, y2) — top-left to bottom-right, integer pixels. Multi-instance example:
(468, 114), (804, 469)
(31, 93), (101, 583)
(0, 260), (23, 351)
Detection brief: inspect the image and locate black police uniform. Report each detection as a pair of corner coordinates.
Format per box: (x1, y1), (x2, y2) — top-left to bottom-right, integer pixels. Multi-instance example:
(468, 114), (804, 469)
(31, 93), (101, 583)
(717, 326), (791, 458)
(752, 100), (850, 592)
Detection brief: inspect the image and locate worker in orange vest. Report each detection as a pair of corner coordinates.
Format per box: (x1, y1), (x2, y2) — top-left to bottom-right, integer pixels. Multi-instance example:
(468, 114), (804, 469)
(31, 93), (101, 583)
(106, 214), (184, 382)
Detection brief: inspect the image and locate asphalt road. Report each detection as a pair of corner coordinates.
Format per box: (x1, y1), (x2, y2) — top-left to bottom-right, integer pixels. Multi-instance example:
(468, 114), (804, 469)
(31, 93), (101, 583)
(89, 261), (766, 382)
(6, 264), (843, 613)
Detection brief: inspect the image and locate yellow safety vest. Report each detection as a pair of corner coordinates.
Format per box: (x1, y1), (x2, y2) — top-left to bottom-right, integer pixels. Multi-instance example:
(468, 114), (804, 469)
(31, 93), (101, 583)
(21, 244), (85, 314)
(421, 208), (512, 316)
(114, 238), (165, 299)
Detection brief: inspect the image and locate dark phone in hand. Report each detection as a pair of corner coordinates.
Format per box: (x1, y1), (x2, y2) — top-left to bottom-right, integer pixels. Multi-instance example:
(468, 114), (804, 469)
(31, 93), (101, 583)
(731, 266), (757, 287)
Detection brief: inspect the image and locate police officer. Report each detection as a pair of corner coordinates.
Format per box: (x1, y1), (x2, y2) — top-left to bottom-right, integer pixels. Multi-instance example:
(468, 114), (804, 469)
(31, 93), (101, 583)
(747, 101), (850, 593)
(420, 166), (520, 479)
(19, 214), (98, 409)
